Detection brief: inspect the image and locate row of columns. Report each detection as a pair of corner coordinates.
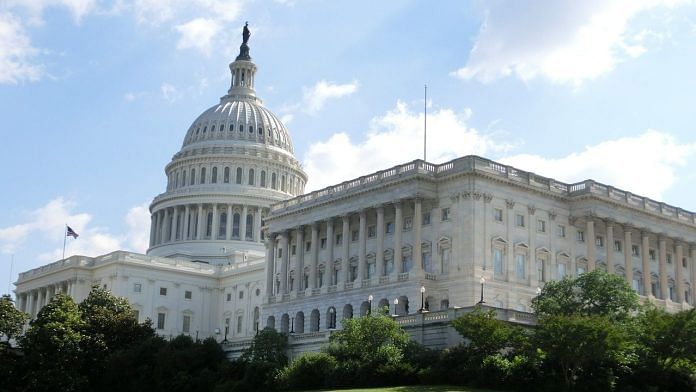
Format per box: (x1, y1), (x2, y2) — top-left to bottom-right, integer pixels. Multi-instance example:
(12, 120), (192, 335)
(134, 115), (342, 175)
(17, 279), (77, 318)
(149, 204), (264, 247)
(265, 199), (425, 298)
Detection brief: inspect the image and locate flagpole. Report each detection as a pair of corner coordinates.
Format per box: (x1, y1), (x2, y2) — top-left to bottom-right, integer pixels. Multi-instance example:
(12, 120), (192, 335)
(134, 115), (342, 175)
(424, 84), (427, 161)
(62, 224), (67, 261)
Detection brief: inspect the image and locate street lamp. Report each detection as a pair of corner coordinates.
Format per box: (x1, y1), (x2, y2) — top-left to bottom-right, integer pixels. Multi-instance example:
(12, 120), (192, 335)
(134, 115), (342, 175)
(368, 294), (373, 315)
(419, 286), (426, 313)
(477, 277), (486, 305)
(393, 298), (399, 316)
(329, 307), (336, 329)
(536, 287), (542, 296)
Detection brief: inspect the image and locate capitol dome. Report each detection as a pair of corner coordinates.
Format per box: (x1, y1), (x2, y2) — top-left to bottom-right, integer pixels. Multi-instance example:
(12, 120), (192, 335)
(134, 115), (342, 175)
(146, 24), (307, 263)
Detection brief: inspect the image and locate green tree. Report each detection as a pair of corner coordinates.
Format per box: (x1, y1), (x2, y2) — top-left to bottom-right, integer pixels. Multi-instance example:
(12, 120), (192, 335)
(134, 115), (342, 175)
(240, 326), (288, 366)
(637, 307), (696, 369)
(20, 293), (87, 392)
(532, 269), (639, 320)
(451, 306), (522, 358)
(0, 294), (28, 341)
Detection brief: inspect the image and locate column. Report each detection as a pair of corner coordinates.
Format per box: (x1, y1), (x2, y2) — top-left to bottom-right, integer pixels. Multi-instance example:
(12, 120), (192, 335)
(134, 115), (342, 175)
(196, 204), (204, 240)
(341, 215), (350, 283)
(26, 291), (35, 318)
(642, 231), (652, 296)
(161, 208), (170, 243)
(153, 211), (160, 245)
(226, 205), (233, 240)
(658, 235), (668, 300)
(149, 214), (156, 246)
(586, 218), (596, 271)
(241, 205), (248, 240)
(413, 198), (423, 274)
(376, 206), (385, 278)
(171, 207), (179, 241)
(279, 232), (289, 294)
(264, 235), (275, 298)
(527, 206), (535, 284)
(506, 201), (515, 281)
(183, 205), (190, 240)
(676, 242), (684, 303)
(254, 207), (263, 242)
(624, 225), (633, 286)
(358, 210), (367, 283)
(211, 203), (219, 239)
(295, 226), (305, 292)
(326, 218), (335, 284)
(310, 223), (319, 288)
(606, 220), (614, 274)
(394, 202), (403, 275)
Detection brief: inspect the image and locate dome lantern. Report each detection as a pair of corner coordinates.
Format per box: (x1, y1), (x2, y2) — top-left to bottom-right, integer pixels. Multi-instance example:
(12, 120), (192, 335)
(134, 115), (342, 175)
(227, 22), (258, 101)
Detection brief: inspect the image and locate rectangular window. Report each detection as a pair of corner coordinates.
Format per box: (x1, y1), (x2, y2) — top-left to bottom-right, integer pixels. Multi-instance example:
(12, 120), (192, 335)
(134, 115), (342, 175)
(614, 240), (622, 252)
(236, 315), (243, 334)
(537, 259), (545, 282)
(351, 230), (359, 242)
(423, 212), (431, 225)
(576, 230), (585, 242)
(537, 219), (546, 233)
(385, 222), (394, 234)
(159, 287), (167, 296)
(320, 238), (327, 249)
(133, 283), (142, 293)
(683, 258), (688, 268)
(649, 249), (656, 261)
(493, 208), (503, 222)
(493, 248), (503, 277)
(515, 214), (525, 227)
(368, 225), (376, 238)
(239, 291), (244, 299)
(516, 254), (526, 280)
(441, 208), (450, 221)
(557, 225), (566, 238)
(336, 233), (343, 245)
(667, 254), (672, 264)
(632, 245), (640, 256)
(184, 290), (192, 300)
(403, 217), (413, 230)
(182, 315), (191, 333)
(595, 236), (604, 248)
(291, 245), (296, 255)
(306, 241), (311, 251)
(277, 248), (282, 258)
(558, 263), (567, 279)
(226, 293), (232, 302)
(157, 313), (165, 329)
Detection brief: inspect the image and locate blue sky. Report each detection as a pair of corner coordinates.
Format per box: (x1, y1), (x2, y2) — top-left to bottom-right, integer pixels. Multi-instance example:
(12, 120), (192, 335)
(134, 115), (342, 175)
(1, 0), (696, 295)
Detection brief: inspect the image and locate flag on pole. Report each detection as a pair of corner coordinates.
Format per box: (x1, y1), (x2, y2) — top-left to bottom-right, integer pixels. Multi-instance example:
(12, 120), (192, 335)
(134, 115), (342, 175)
(66, 226), (79, 239)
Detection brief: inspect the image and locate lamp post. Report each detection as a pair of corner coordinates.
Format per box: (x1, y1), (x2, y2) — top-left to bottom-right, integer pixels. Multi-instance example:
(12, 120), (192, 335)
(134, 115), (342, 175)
(290, 317), (294, 334)
(329, 307), (336, 329)
(477, 277), (486, 305)
(419, 286), (426, 313)
(368, 294), (373, 315)
(393, 298), (399, 317)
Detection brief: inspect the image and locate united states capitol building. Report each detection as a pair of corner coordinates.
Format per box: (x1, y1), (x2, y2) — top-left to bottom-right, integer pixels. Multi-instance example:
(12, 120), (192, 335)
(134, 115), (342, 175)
(14, 28), (696, 354)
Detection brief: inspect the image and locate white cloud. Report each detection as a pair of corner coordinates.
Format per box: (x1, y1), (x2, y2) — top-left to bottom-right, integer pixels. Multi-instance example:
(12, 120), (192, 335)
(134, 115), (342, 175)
(302, 100), (508, 191)
(453, 0), (691, 86)
(0, 198), (151, 262)
(0, 13), (43, 84)
(301, 80), (358, 114)
(175, 17), (220, 55)
(500, 130), (696, 200)
(5, 0), (96, 24)
(160, 82), (180, 102)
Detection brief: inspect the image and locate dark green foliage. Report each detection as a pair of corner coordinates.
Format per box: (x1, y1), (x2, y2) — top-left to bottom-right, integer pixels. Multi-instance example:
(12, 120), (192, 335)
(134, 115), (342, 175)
(275, 352), (337, 390)
(0, 294), (28, 340)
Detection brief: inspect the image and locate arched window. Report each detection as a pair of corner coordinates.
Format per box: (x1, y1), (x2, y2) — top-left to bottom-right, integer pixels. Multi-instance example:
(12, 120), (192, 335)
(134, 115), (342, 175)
(280, 314), (289, 334)
(266, 315), (275, 330)
(281, 175), (286, 191)
(200, 167), (206, 184)
(232, 213), (240, 239)
(294, 312), (304, 333)
(309, 309), (320, 332)
(245, 214), (253, 240)
(248, 169), (255, 185)
(190, 168), (195, 185)
(224, 167), (230, 183)
(205, 212), (213, 238)
(239, 124), (244, 132)
(342, 304), (353, 320)
(219, 213), (227, 239)
(182, 170), (186, 187)
(236, 167), (242, 184)
(271, 173), (277, 189)
(260, 171), (266, 187)
(211, 167), (218, 183)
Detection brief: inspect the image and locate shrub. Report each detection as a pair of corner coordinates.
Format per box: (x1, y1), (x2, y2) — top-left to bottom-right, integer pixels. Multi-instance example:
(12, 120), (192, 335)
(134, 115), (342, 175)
(276, 352), (337, 390)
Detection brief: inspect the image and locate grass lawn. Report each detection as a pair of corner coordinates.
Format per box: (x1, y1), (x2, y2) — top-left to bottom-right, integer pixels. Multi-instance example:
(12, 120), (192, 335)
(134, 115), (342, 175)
(309, 386), (502, 392)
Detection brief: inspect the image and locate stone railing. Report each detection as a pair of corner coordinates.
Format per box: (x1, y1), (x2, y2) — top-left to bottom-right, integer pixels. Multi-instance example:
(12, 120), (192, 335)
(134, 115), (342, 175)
(392, 305), (537, 327)
(268, 155), (695, 226)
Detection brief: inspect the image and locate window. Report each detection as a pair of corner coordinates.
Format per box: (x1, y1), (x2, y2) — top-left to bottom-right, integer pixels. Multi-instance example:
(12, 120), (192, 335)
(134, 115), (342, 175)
(200, 167), (206, 184)
(537, 259), (546, 282)
(211, 167), (217, 183)
(385, 222), (394, 234)
(368, 225), (376, 238)
(441, 208), (450, 221)
(336, 233), (342, 245)
(320, 238), (327, 249)
(576, 230), (585, 242)
(557, 225), (566, 238)
(649, 249), (656, 261)
(157, 313), (166, 329)
(260, 170), (266, 187)
(224, 167), (230, 183)
(423, 212), (431, 225)
(403, 217), (413, 230)
(160, 287), (167, 296)
(184, 290), (192, 300)
(182, 171), (186, 186)
(190, 168), (195, 185)
(595, 236), (604, 248)
(515, 214), (525, 227)
(226, 293), (232, 302)
(239, 291), (244, 299)
(182, 315), (191, 333)
(493, 248), (503, 277)
(248, 169), (255, 185)
(683, 258), (688, 268)
(236, 167), (243, 184)
(291, 245), (296, 255)
(237, 315), (243, 334)
(351, 230), (359, 242)
(558, 263), (567, 279)
(632, 245), (640, 256)
(667, 253), (672, 264)
(614, 240), (622, 252)
(133, 283), (142, 293)
(493, 208), (503, 222)
(232, 213), (240, 238)
(516, 254), (526, 280)
(305, 241), (311, 251)
(537, 219), (546, 233)
(271, 173), (277, 189)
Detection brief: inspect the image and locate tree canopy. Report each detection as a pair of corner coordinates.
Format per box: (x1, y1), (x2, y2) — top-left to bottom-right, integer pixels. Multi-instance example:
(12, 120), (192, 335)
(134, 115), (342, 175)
(0, 294), (27, 341)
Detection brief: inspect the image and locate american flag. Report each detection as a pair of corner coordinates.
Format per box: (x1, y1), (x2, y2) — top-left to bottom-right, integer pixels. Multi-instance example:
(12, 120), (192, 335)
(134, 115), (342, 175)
(66, 226), (79, 239)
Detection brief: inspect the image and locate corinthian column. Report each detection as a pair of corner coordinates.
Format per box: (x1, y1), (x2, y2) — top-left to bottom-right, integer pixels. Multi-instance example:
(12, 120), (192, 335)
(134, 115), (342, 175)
(358, 210), (367, 283)
(676, 241), (684, 302)
(606, 220), (614, 274)
(279, 232), (289, 294)
(412, 198), (423, 274)
(624, 225), (633, 286)
(211, 203), (219, 239)
(326, 218), (335, 284)
(376, 206), (385, 277)
(341, 215), (350, 284)
(586, 218), (596, 271)
(310, 223), (319, 288)
(658, 235), (668, 300)
(642, 231), (652, 296)
(394, 202), (403, 275)
(264, 235), (275, 298)
(295, 226), (305, 292)
(196, 204), (204, 240)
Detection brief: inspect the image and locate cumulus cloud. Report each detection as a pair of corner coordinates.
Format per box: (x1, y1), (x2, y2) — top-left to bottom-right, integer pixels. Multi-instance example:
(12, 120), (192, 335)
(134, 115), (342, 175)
(0, 198), (151, 262)
(301, 80), (359, 114)
(5, 0), (96, 24)
(0, 13), (43, 84)
(500, 130), (696, 200)
(175, 17), (220, 55)
(302, 100), (509, 191)
(453, 0), (691, 86)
